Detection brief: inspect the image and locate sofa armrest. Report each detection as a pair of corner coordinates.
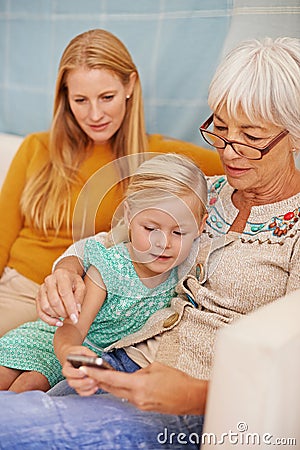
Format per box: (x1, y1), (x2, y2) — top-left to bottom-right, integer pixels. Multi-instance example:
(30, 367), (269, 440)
(202, 289), (300, 449)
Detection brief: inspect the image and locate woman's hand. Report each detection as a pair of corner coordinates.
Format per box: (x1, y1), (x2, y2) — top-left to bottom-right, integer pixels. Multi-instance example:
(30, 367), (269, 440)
(36, 257), (86, 326)
(79, 361), (208, 415)
(62, 346), (99, 396)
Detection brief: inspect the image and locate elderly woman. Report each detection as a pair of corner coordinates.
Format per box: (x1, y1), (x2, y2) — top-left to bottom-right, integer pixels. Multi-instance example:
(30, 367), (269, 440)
(0, 37), (299, 449)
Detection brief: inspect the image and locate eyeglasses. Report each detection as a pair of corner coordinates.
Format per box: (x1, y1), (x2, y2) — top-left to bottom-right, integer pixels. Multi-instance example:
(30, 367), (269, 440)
(199, 114), (289, 160)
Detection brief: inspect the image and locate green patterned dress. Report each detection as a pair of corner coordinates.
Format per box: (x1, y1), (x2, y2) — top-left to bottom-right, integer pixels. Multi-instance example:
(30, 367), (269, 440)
(0, 240), (177, 387)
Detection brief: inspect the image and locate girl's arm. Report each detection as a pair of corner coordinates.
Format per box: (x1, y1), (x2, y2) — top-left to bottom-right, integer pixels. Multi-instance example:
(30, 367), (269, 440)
(53, 265), (107, 366)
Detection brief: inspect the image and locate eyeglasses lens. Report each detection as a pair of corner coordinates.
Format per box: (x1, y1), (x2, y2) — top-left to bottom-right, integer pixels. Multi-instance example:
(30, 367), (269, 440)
(202, 131), (261, 159)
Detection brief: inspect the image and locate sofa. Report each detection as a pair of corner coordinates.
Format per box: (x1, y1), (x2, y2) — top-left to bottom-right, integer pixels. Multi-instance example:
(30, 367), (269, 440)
(202, 288), (300, 449)
(0, 133), (24, 188)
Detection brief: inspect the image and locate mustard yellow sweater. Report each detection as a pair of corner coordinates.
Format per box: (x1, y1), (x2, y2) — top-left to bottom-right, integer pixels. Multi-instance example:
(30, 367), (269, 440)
(0, 131), (223, 284)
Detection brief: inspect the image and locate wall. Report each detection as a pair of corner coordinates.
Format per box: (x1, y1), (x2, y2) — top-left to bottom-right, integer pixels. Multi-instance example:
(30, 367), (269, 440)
(0, 0), (299, 145)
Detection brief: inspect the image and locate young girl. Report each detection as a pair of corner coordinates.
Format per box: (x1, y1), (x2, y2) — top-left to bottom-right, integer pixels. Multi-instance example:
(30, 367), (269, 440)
(0, 153), (207, 392)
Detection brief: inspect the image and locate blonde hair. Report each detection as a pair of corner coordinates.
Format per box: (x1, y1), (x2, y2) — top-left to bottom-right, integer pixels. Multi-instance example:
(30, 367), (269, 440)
(21, 29), (148, 234)
(107, 153), (208, 246)
(208, 37), (300, 149)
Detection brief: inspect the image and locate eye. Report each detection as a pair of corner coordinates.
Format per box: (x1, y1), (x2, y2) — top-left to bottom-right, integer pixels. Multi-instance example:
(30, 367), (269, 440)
(102, 94), (115, 102)
(244, 133), (264, 143)
(214, 125), (227, 133)
(144, 226), (156, 232)
(173, 230), (185, 236)
(74, 98), (86, 103)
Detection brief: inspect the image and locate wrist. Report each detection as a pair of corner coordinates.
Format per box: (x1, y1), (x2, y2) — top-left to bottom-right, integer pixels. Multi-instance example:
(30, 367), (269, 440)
(186, 378), (208, 415)
(56, 342), (73, 366)
(55, 256), (84, 276)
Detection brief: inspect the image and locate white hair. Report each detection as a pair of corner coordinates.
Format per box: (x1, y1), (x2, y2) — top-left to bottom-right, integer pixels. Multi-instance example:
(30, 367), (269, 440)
(208, 37), (300, 149)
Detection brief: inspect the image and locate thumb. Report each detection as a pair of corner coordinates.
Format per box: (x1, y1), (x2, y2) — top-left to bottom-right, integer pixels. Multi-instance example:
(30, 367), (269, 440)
(72, 275), (86, 310)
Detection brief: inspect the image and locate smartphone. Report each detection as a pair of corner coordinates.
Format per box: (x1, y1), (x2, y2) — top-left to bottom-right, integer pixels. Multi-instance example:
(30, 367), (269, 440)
(67, 354), (113, 370)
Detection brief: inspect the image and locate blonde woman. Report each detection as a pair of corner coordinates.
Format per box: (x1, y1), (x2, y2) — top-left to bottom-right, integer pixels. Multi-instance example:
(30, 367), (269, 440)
(0, 154), (207, 392)
(0, 29), (223, 336)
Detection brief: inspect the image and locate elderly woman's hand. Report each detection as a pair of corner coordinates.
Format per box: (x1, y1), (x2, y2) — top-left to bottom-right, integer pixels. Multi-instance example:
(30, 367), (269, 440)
(36, 257), (86, 326)
(79, 361), (208, 415)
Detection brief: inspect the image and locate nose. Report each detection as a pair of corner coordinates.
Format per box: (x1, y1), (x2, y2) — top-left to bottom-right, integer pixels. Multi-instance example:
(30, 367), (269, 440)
(221, 128), (241, 158)
(222, 141), (239, 158)
(89, 101), (104, 121)
(150, 230), (170, 250)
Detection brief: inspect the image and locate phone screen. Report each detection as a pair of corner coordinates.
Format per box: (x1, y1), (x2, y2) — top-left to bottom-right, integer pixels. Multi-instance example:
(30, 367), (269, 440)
(67, 354), (113, 370)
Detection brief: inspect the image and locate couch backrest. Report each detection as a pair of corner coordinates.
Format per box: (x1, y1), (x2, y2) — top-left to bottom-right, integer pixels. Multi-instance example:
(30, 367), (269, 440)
(0, 134), (24, 188)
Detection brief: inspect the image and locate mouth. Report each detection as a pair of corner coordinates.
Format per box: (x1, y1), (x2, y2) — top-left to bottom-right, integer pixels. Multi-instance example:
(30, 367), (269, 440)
(150, 254), (172, 261)
(89, 122), (110, 131)
(224, 164), (251, 177)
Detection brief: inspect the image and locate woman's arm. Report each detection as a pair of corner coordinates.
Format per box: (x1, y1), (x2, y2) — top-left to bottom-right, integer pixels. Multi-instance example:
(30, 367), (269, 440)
(36, 256), (86, 326)
(76, 361), (208, 415)
(36, 233), (108, 325)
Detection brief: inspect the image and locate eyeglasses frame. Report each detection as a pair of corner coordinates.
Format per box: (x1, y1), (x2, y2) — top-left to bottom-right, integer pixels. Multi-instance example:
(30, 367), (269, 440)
(199, 114), (289, 160)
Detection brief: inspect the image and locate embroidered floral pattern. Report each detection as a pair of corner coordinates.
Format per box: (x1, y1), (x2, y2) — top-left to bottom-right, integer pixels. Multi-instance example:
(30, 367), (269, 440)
(268, 209), (300, 236)
(206, 176), (300, 243)
(207, 177), (228, 234)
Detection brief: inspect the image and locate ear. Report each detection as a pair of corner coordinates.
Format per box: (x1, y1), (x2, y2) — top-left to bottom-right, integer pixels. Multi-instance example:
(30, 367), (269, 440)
(126, 72), (137, 98)
(196, 212), (208, 238)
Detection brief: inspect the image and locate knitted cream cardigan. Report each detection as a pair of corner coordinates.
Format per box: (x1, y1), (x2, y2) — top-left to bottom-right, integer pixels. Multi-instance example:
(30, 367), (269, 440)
(106, 176), (300, 380)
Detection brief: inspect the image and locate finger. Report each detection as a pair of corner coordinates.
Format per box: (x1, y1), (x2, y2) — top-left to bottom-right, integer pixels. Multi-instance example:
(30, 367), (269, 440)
(71, 374), (99, 397)
(72, 277), (86, 308)
(37, 309), (63, 327)
(55, 273), (85, 321)
(67, 372), (99, 393)
(76, 386), (99, 397)
(44, 273), (70, 318)
(79, 366), (135, 399)
(36, 283), (61, 318)
(79, 367), (160, 410)
(62, 348), (98, 377)
(36, 284), (63, 326)
(62, 363), (87, 379)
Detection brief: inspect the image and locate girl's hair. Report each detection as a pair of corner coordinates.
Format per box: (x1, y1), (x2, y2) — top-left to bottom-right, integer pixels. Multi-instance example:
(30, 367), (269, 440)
(21, 29), (148, 234)
(107, 153), (208, 246)
(208, 36), (300, 149)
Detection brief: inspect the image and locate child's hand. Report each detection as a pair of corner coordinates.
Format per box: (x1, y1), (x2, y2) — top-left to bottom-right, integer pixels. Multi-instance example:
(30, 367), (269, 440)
(62, 346), (99, 396)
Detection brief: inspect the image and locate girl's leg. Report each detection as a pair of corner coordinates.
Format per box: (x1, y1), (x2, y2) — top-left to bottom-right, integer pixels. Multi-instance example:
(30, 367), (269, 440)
(0, 390), (204, 450)
(0, 366), (21, 390)
(9, 371), (50, 393)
